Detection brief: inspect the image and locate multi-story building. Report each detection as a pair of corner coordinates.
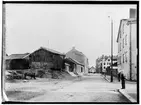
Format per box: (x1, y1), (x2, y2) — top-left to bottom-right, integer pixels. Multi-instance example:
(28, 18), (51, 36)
(95, 55), (104, 73)
(96, 55), (118, 74)
(116, 18), (137, 80)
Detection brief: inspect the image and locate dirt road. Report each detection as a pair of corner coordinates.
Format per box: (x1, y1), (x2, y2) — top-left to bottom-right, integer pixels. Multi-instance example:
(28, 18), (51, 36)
(5, 74), (130, 102)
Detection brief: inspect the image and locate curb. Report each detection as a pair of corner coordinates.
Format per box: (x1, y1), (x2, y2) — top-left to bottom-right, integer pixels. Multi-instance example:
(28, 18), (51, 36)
(104, 77), (111, 82)
(101, 75), (111, 82)
(118, 89), (137, 103)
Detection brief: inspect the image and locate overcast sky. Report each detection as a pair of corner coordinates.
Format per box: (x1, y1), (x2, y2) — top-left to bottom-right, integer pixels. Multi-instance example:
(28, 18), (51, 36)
(5, 4), (136, 67)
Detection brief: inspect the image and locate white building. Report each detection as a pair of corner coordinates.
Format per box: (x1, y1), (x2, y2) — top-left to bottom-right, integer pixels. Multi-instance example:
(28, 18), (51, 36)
(89, 66), (96, 73)
(116, 18), (137, 80)
(102, 56), (117, 73)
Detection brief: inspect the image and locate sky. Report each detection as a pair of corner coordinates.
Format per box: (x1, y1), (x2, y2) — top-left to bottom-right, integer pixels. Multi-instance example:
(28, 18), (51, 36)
(5, 4), (136, 67)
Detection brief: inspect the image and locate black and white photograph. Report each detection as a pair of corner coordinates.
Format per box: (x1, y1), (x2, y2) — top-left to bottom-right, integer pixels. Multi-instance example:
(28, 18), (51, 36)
(2, 1), (139, 104)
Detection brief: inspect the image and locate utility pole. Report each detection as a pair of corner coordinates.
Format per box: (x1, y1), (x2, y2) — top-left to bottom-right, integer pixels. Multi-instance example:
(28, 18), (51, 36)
(111, 18), (113, 82)
(108, 15), (113, 82)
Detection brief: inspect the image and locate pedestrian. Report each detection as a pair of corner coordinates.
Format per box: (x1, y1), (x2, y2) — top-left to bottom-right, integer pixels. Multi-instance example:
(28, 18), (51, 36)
(120, 71), (125, 89)
(118, 71), (121, 82)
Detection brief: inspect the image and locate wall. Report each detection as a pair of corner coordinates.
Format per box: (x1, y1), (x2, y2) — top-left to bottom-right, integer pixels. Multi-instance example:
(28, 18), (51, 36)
(117, 20), (137, 80)
(117, 20), (130, 79)
(131, 23), (137, 80)
(66, 48), (88, 75)
(29, 49), (64, 70)
(76, 65), (84, 75)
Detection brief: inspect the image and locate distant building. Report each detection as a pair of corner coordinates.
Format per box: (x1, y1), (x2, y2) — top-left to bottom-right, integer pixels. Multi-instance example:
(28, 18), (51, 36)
(95, 55), (104, 73)
(116, 19), (137, 80)
(130, 8), (137, 19)
(89, 66), (96, 73)
(106, 56), (118, 77)
(95, 55), (118, 74)
(65, 47), (89, 75)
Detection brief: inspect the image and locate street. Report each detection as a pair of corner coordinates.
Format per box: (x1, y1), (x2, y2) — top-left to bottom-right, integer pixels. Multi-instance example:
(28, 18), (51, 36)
(24, 74), (129, 102)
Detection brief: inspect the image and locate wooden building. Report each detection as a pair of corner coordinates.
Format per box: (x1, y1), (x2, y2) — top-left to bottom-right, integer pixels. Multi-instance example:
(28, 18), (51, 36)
(6, 47), (65, 71)
(27, 47), (65, 70)
(5, 53), (30, 70)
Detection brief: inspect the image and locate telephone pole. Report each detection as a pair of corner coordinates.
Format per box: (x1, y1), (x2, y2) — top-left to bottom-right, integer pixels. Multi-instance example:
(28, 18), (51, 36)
(108, 16), (113, 82)
(111, 18), (113, 82)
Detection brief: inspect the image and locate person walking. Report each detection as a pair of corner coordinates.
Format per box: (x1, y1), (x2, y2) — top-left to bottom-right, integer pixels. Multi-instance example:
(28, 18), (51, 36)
(120, 71), (125, 89)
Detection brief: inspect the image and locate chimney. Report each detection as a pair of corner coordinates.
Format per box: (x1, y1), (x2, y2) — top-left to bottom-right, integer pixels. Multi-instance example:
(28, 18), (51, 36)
(130, 8), (136, 19)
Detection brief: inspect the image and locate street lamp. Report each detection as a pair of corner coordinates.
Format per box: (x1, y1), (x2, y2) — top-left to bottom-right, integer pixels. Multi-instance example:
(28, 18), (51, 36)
(108, 16), (113, 82)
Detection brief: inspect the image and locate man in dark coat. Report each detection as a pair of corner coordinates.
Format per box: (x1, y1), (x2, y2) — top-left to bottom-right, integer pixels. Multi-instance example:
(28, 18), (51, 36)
(118, 72), (121, 82)
(120, 71), (125, 89)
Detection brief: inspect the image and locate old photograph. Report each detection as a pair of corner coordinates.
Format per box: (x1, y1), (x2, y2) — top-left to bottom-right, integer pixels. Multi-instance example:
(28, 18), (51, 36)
(2, 1), (138, 103)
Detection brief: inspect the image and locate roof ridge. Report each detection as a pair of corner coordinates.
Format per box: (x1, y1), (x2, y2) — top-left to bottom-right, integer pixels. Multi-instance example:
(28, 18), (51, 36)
(39, 46), (64, 55)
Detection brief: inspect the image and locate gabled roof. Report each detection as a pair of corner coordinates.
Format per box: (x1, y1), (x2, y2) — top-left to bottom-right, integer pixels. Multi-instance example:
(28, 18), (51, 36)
(23, 47), (65, 58)
(116, 18), (136, 42)
(65, 57), (84, 66)
(39, 47), (64, 55)
(6, 53), (30, 60)
(66, 47), (86, 65)
(90, 66), (95, 69)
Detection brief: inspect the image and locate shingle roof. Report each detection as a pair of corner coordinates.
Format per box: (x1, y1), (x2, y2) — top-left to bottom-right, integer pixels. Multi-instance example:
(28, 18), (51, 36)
(6, 53), (30, 60)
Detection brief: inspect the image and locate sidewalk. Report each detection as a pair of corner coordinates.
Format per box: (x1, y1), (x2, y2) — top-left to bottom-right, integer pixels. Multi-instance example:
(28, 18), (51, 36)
(103, 75), (137, 102)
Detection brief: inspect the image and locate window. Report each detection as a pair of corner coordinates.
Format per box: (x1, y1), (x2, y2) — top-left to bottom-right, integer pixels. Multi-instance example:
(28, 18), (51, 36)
(123, 24), (124, 34)
(118, 44), (120, 52)
(120, 31), (121, 38)
(81, 67), (83, 72)
(125, 52), (128, 62)
(123, 38), (124, 48)
(125, 35), (127, 45)
(118, 56), (120, 64)
(104, 63), (105, 65)
(123, 54), (124, 63)
(119, 56), (121, 64)
(120, 43), (121, 51)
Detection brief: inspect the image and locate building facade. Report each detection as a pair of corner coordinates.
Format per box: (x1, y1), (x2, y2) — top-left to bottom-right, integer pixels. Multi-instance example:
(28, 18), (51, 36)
(117, 19), (137, 80)
(95, 55), (117, 74)
(28, 47), (65, 70)
(65, 47), (89, 75)
(89, 66), (96, 73)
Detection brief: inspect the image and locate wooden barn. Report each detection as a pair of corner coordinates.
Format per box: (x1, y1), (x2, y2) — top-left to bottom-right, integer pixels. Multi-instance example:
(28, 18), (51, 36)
(28, 47), (65, 70)
(5, 53), (30, 70)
